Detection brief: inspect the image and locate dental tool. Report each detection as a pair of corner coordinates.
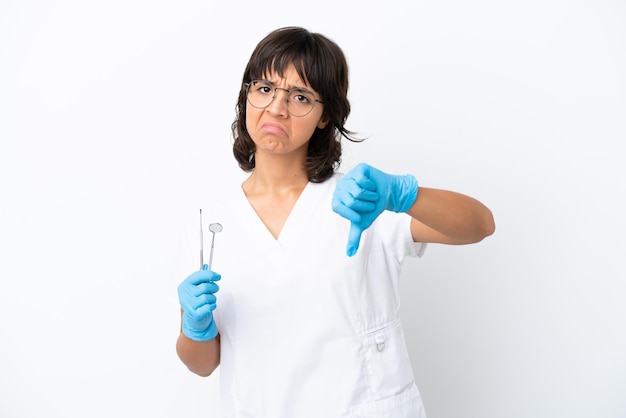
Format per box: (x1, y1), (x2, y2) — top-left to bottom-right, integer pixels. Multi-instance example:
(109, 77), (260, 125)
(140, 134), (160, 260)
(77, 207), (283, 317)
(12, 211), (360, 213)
(208, 223), (223, 270)
(199, 209), (204, 270)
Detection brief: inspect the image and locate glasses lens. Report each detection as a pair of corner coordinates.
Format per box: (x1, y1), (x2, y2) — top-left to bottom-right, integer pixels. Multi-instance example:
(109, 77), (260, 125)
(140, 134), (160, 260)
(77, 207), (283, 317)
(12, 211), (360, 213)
(247, 81), (274, 109)
(287, 89), (315, 117)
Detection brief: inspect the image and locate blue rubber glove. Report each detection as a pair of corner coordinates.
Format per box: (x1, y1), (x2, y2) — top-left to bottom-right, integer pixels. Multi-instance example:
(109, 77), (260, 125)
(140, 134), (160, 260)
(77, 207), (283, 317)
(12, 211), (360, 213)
(177, 265), (221, 341)
(332, 162), (418, 256)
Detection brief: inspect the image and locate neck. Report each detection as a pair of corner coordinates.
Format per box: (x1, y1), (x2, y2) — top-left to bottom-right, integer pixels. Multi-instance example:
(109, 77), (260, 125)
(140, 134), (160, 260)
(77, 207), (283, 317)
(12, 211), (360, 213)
(244, 153), (309, 195)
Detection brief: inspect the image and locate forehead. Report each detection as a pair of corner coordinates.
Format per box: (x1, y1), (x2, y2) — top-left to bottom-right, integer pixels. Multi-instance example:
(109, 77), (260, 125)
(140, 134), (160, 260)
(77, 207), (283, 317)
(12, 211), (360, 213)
(250, 56), (310, 86)
(262, 64), (313, 89)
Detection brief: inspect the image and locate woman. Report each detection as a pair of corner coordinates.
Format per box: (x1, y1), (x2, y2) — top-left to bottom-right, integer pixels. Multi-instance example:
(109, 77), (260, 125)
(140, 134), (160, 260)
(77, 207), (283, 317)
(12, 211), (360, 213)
(176, 26), (495, 418)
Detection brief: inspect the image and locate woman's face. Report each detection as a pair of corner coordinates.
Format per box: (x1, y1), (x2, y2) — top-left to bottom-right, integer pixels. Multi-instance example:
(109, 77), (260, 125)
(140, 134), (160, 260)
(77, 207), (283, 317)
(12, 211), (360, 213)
(245, 64), (328, 160)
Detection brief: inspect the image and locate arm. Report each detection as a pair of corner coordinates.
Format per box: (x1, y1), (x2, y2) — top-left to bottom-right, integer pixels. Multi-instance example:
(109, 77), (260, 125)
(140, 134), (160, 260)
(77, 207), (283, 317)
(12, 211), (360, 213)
(176, 310), (221, 377)
(176, 268), (222, 377)
(406, 186), (495, 245)
(332, 162), (495, 255)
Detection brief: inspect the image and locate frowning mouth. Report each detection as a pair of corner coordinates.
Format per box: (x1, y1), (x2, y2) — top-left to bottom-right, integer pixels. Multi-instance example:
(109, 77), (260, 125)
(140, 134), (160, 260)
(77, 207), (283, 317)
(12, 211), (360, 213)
(260, 122), (287, 136)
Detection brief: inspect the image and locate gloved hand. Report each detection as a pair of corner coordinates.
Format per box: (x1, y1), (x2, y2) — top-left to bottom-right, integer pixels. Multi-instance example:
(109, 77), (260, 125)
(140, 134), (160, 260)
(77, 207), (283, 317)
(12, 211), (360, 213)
(332, 162), (418, 256)
(177, 265), (221, 341)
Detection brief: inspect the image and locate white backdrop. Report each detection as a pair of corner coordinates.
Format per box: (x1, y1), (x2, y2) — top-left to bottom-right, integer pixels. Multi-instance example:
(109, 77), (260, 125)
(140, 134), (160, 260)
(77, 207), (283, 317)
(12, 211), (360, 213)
(1, 1), (625, 417)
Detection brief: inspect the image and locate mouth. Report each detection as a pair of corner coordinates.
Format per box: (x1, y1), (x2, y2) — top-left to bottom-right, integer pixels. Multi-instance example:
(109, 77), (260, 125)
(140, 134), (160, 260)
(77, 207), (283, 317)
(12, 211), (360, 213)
(260, 122), (287, 136)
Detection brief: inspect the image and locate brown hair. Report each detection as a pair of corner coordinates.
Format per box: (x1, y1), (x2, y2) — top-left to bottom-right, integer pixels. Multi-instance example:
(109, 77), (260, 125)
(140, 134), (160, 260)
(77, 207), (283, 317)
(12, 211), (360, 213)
(231, 26), (361, 183)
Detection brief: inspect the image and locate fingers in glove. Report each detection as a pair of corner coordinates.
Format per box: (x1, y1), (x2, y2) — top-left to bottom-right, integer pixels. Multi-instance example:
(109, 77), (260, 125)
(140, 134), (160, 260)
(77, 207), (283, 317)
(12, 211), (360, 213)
(340, 176), (379, 200)
(187, 295), (217, 318)
(347, 222), (364, 257)
(332, 197), (363, 223)
(333, 190), (377, 213)
(190, 281), (219, 297)
(186, 269), (221, 285)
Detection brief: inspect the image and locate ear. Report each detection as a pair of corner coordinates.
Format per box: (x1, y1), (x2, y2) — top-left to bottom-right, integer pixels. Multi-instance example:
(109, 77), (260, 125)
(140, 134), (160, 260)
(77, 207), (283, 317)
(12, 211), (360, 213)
(317, 115), (329, 129)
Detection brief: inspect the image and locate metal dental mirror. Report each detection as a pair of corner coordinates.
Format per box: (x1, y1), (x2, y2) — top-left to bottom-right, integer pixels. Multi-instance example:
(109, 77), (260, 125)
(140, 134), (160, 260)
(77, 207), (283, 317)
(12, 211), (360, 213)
(199, 209), (223, 270)
(208, 222), (222, 270)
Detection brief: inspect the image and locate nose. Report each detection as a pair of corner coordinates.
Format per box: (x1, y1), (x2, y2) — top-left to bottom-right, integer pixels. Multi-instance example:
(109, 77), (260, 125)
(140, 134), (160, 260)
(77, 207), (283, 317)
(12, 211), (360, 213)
(265, 88), (289, 116)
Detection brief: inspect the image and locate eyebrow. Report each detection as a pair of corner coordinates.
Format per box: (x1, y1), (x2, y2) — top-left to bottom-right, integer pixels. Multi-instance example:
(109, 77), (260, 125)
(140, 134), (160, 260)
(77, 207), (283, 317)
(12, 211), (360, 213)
(263, 78), (312, 92)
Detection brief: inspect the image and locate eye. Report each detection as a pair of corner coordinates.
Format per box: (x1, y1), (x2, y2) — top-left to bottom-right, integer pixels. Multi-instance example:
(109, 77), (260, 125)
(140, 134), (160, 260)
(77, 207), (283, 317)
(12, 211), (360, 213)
(254, 81), (273, 95)
(291, 90), (313, 104)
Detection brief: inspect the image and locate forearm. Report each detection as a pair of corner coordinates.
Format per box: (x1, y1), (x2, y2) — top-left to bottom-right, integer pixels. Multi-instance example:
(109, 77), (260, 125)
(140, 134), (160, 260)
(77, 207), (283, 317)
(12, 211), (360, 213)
(407, 186), (495, 244)
(176, 312), (220, 377)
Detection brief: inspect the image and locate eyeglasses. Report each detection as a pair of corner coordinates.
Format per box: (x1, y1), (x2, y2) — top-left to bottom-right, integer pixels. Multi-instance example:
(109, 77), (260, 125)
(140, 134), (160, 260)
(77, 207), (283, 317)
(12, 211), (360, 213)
(245, 80), (324, 117)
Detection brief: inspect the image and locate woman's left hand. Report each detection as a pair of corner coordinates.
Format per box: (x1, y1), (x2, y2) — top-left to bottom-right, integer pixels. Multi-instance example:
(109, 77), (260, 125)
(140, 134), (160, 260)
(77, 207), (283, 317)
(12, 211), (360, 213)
(332, 162), (418, 256)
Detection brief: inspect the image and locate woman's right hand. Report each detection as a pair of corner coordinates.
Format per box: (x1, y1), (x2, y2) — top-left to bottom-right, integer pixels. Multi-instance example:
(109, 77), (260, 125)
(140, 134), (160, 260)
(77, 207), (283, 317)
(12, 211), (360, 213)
(177, 266), (221, 341)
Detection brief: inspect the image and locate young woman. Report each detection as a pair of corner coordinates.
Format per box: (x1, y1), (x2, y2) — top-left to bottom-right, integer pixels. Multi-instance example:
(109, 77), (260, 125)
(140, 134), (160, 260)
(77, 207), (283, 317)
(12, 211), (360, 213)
(176, 26), (495, 418)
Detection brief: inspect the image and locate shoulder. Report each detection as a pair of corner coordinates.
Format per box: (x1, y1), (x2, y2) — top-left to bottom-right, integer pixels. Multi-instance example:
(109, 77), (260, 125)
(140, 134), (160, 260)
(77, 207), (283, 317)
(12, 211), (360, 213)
(316, 172), (343, 188)
(305, 173), (343, 201)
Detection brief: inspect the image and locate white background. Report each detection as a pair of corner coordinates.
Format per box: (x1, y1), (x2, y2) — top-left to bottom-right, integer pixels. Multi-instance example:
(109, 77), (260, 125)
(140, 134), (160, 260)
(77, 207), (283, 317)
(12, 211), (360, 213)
(1, 1), (625, 417)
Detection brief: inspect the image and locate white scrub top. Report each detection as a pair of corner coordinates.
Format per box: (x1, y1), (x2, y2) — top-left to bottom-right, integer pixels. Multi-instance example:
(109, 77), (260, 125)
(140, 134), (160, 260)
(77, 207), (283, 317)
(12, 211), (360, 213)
(178, 174), (428, 418)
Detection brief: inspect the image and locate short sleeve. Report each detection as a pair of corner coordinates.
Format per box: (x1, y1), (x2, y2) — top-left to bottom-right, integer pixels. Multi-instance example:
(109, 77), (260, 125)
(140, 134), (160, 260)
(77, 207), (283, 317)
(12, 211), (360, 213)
(373, 211), (428, 262)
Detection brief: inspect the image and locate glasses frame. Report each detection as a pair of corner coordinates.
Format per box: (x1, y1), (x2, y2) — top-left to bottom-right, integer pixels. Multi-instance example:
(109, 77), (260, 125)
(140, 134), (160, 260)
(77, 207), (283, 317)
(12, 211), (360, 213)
(244, 80), (324, 117)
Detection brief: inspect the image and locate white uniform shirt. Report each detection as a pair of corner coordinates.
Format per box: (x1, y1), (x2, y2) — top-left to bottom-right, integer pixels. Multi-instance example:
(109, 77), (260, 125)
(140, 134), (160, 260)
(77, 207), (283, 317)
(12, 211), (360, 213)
(177, 174), (428, 418)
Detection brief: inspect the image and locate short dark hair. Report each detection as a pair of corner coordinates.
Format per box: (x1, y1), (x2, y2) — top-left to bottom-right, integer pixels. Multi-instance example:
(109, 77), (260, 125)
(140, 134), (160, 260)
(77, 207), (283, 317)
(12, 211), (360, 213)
(231, 26), (361, 183)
